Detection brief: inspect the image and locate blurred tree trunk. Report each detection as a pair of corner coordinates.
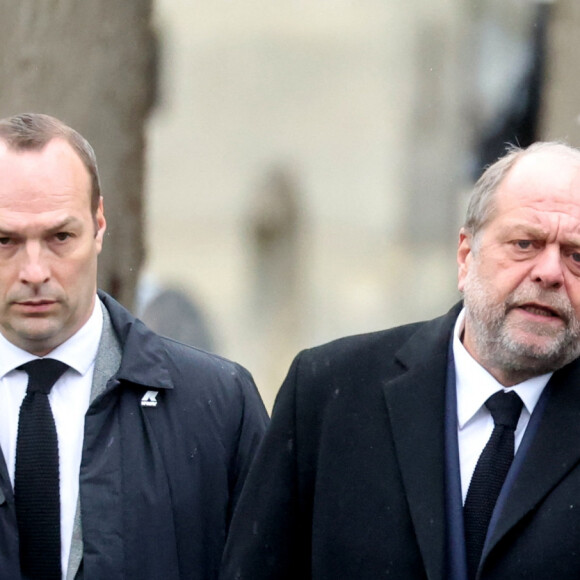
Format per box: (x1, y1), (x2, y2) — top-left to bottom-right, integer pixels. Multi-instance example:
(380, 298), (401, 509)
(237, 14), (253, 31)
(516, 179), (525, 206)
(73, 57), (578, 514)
(540, 0), (580, 146)
(0, 0), (156, 309)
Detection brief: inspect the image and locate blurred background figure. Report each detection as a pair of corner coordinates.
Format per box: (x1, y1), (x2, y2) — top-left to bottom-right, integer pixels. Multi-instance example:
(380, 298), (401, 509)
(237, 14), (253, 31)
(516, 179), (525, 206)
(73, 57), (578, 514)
(136, 275), (216, 352)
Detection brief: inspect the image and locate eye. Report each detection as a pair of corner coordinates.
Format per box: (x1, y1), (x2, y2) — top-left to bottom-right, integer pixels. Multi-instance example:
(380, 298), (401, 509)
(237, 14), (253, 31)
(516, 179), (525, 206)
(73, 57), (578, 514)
(571, 252), (580, 263)
(515, 240), (533, 250)
(54, 232), (71, 242)
(0, 237), (12, 246)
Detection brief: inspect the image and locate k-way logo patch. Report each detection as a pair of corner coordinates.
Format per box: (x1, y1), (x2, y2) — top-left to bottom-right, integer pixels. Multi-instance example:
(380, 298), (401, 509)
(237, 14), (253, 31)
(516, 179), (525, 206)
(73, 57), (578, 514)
(141, 390), (159, 407)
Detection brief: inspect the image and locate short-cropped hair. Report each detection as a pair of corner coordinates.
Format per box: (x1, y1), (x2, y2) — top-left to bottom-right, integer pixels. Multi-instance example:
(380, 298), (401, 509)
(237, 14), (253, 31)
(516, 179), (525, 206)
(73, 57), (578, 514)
(0, 113), (101, 214)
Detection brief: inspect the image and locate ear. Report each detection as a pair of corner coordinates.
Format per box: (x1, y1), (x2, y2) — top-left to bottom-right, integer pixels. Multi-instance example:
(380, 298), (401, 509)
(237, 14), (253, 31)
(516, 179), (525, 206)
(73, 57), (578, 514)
(94, 196), (107, 254)
(457, 228), (473, 292)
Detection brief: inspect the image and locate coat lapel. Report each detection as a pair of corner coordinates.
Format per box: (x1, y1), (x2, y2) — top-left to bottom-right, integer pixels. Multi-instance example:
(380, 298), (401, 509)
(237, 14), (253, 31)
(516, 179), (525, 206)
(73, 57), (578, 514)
(381, 305), (460, 580)
(484, 358), (580, 557)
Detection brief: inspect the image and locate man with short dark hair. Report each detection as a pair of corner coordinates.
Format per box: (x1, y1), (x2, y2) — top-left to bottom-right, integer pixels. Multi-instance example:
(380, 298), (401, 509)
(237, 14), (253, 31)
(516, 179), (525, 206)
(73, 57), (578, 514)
(220, 142), (580, 579)
(0, 112), (268, 580)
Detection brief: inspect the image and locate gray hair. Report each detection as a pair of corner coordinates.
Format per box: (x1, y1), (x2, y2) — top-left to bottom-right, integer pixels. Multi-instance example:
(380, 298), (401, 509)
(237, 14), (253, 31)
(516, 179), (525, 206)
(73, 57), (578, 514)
(464, 141), (580, 243)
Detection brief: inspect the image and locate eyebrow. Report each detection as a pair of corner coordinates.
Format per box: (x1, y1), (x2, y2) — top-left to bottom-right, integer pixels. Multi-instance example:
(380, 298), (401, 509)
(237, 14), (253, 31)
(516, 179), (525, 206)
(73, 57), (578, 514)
(0, 216), (82, 237)
(45, 217), (82, 234)
(498, 222), (547, 238)
(499, 222), (580, 247)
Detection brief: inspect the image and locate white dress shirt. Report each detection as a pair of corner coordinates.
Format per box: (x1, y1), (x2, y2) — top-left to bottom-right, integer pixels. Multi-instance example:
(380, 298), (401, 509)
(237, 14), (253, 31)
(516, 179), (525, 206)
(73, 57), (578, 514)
(452, 308), (551, 503)
(0, 297), (103, 579)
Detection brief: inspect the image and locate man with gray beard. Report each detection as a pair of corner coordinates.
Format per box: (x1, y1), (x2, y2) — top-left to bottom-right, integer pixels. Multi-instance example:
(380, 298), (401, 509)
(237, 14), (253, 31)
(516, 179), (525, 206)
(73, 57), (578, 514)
(220, 142), (580, 580)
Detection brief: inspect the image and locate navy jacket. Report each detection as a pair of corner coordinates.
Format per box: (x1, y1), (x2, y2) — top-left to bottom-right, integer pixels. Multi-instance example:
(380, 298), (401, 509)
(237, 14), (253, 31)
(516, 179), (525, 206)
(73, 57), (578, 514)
(0, 291), (269, 579)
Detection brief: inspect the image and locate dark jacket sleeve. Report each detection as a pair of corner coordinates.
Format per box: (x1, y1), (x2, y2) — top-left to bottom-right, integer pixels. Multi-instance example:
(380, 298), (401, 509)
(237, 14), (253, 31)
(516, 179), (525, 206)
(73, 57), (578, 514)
(226, 364), (271, 526)
(220, 353), (313, 580)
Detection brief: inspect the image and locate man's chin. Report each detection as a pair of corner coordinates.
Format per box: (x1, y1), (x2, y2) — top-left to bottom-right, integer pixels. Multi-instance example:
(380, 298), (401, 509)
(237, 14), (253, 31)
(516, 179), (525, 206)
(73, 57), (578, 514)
(498, 331), (579, 370)
(6, 322), (63, 354)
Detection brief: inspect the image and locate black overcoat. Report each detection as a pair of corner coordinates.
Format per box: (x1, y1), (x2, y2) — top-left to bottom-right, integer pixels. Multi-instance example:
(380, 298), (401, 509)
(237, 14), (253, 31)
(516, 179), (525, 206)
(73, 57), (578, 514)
(220, 303), (580, 579)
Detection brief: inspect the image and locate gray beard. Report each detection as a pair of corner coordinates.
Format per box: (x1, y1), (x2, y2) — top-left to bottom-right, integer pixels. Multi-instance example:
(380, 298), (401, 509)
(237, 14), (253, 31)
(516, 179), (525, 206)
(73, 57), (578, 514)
(463, 273), (580, 384)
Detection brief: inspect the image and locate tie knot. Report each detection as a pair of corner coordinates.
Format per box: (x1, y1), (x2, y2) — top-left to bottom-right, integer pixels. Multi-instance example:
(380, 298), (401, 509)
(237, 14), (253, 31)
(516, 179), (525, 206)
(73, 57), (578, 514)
(485, 390), (523, 429)
(17, 359), (69, 395)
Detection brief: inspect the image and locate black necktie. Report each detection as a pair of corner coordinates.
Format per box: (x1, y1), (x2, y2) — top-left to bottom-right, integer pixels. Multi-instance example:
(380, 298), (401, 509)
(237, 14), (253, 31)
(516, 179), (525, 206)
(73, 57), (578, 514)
(15, 358), (69, 580)
(463, 390), (523, 579)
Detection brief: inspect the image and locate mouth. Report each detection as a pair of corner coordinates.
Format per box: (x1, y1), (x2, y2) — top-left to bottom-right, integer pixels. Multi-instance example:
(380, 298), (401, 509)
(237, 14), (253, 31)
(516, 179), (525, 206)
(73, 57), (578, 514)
(514, 303), (562, 320)
(14, 299), (57, 313)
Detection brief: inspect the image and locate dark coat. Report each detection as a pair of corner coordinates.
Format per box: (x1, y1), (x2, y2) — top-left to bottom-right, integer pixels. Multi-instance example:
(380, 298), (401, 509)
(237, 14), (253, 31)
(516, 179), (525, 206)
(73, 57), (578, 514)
(0, 291), (269, 580)
(220, 304), (580, 580)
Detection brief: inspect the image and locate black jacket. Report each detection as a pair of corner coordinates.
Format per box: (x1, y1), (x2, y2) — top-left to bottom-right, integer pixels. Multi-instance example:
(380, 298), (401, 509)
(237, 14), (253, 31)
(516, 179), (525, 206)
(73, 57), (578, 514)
(0, 291), (269, 579)
(220, 303), (580, 579)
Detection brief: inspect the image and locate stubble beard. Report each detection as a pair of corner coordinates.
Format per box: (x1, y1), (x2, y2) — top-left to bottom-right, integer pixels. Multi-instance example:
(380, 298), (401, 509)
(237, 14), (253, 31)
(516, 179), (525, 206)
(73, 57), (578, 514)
(463, 270), (580, 383)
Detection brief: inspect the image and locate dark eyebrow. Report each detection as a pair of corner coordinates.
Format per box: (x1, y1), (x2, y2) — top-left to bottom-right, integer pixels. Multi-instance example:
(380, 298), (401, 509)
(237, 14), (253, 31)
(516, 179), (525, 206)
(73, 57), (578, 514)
(0, 227), (21, 238)
(45, 217), (82, 234)
(0, 217), (83, 238)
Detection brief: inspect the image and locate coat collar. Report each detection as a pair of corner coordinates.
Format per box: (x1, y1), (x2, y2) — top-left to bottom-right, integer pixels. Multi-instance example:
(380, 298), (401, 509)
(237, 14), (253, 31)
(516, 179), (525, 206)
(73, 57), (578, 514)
(381, 302), (462, 580)
(98, 290), (174, 391)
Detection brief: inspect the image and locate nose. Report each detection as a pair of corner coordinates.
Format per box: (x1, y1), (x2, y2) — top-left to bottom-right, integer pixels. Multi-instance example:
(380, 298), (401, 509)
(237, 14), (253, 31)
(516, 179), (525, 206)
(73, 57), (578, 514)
(530, 246), (564, 289)
(19, 242), (50, 286)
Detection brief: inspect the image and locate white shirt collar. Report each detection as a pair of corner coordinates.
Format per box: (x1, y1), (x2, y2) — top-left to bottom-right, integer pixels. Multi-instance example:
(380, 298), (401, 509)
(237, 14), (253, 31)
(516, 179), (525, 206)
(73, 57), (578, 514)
(0, 297), (103, 379)
(453, 308), (551, 429)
